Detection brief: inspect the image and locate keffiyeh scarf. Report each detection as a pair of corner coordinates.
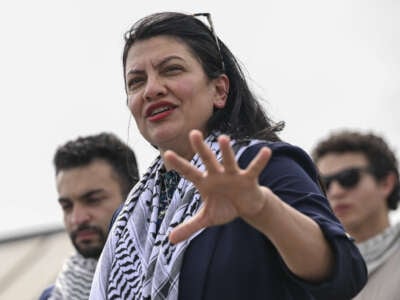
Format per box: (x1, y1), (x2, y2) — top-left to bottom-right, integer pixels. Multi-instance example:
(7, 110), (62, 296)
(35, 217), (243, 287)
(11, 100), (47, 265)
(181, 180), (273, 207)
(49, 252), (97, 300)
(93, 133), (257, 300)
(357, 222), (400, 275)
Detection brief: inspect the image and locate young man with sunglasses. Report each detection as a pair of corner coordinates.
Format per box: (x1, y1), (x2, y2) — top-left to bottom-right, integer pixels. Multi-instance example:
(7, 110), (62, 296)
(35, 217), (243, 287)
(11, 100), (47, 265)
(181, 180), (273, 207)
(312, 130), (400, 299)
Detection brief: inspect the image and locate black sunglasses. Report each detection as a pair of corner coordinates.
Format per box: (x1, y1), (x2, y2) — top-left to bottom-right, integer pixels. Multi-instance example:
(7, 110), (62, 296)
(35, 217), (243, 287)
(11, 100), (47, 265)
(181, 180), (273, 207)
(320, 167), (373, 191)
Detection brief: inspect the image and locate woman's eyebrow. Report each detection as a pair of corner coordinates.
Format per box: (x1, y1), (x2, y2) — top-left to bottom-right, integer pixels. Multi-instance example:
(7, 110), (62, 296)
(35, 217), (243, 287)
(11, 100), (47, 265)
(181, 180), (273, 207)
(126, 55), (185, 76)
(156, 55), (184, 67)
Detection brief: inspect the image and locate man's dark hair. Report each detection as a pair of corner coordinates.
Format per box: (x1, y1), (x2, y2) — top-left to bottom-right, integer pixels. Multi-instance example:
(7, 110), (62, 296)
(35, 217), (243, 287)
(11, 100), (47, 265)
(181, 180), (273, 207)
(312, 130), (400, 210)
(54, 132), (139, 199)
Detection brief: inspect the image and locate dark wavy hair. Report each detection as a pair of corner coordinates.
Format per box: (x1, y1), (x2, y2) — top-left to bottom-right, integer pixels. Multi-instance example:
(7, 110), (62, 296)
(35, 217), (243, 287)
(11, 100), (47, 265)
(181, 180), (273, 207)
(312, 130), (400, 210)
(54, 132), (139, 199)
(122, 12), (284, 141)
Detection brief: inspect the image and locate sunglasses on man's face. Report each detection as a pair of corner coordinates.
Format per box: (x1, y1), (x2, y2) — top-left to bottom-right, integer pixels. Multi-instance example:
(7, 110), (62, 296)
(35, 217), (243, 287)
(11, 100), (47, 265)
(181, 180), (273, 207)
(320, 167), (373, 191)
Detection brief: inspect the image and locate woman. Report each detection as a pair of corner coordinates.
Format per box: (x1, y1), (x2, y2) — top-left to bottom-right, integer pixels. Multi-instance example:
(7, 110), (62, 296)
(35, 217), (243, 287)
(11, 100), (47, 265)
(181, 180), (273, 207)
(90, 12), (367, 299)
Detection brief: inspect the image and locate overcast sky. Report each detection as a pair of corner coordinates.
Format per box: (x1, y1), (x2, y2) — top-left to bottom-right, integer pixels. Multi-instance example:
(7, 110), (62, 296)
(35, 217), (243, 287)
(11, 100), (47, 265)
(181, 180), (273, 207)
(0, 0), (398, 237)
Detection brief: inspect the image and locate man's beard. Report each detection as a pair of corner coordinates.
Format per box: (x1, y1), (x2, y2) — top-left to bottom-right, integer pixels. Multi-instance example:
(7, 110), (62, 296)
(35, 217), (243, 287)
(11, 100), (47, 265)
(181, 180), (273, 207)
(70, 224), (106, 259)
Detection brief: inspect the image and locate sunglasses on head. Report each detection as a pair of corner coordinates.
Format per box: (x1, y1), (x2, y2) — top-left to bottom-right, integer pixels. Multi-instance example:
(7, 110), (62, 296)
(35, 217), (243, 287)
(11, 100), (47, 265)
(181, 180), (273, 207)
(320, 167), (373, 191)
(192, 13), (225, 72)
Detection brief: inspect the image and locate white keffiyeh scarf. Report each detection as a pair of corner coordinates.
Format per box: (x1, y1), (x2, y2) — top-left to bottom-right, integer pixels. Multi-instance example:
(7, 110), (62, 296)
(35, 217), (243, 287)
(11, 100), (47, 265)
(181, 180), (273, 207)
(49, 252), (97, 300)
(90, 133), (259, 300)
(356, 222), (400, 275)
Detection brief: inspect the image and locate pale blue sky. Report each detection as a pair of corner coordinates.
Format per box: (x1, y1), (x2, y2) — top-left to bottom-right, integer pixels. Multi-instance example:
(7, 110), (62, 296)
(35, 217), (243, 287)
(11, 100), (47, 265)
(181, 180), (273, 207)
(0, 0), (398, 237)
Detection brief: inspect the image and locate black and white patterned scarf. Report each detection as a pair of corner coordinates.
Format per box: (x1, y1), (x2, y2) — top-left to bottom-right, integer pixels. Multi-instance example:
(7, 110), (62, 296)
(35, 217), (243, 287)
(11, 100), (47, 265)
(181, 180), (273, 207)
(49, 252), (97, 300)
(90, 133), (257, 300)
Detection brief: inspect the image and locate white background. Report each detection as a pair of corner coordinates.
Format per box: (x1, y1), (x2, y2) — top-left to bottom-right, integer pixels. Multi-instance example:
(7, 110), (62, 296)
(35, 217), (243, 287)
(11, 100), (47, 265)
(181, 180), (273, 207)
(0, 0), (398, 237)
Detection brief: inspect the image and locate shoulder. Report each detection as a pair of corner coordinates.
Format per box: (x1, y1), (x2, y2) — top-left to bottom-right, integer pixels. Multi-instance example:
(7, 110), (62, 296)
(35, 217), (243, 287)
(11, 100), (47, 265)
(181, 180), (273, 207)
(38, 285), (54, 300)
(238, 140), (318, 182)
(238, 140), (312, 163)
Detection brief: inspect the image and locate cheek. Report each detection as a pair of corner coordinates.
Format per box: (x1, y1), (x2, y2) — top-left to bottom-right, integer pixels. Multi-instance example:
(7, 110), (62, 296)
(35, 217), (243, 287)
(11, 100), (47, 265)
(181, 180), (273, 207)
(64, 214), (73, 231)
(358, 180), (378, 197)
(178, 82), (214, 115)
(351, 186), (379, 209)
(174, 78), (198, 100)
(127, 96), (142, 118)
(97, 210), (114, 229)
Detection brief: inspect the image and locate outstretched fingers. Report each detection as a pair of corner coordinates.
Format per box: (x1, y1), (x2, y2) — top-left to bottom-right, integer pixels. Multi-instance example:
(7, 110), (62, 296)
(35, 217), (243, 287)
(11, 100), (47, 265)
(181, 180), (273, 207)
(189, 130), (223, 173)
(245, 146), (272, 178)
(163, 150), (203, 184)
(218, 134), (239, 173)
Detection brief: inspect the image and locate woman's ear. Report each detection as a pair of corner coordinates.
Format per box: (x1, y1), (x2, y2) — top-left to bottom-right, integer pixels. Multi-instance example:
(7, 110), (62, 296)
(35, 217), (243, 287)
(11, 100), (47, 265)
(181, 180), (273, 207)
(213, 74), (229, 109)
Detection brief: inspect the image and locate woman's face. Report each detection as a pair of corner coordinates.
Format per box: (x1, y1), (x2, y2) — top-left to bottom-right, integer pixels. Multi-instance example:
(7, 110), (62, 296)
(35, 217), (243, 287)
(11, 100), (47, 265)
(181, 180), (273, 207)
(125, 35), (228, 159)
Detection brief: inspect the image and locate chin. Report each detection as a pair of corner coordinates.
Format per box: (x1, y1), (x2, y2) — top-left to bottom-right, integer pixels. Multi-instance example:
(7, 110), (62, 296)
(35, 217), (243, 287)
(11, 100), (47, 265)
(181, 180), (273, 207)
(148, 125), (182, 142)
(78, 245), (103, 259)
(340, 219), (359, 232)
(74, 240), (104, 259)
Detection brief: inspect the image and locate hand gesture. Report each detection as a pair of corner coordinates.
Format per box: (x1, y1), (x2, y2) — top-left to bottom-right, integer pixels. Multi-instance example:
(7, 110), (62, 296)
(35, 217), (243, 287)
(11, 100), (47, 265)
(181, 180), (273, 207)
(163, 129), (272, 244)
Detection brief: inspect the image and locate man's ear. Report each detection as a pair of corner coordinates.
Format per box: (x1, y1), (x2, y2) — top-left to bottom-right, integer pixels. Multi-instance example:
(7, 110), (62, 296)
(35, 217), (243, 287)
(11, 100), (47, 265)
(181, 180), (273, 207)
(380, 171), (397, 198)
(213, 74), (229, 109)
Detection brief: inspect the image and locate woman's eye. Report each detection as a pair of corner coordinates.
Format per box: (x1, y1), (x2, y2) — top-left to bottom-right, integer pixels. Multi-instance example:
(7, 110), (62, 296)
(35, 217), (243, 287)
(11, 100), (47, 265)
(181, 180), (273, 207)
(127, 77), (144, 90)
(164, 65), (183, 74)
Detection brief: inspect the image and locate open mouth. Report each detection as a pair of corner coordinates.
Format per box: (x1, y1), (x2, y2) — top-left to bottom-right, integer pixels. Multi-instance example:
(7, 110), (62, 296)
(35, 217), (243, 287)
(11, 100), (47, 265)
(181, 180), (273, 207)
(149, 106), (173, 116)
(146, 102), (178, 120)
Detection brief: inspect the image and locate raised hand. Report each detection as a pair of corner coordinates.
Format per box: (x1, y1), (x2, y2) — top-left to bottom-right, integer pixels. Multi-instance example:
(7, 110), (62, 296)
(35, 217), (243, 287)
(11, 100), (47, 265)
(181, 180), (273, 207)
(163, 129), (272, 244)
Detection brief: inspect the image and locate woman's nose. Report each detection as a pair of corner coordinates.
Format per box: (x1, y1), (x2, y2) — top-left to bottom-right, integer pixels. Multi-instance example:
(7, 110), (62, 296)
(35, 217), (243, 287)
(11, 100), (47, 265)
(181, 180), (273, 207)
(143, 74), (167, 101)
